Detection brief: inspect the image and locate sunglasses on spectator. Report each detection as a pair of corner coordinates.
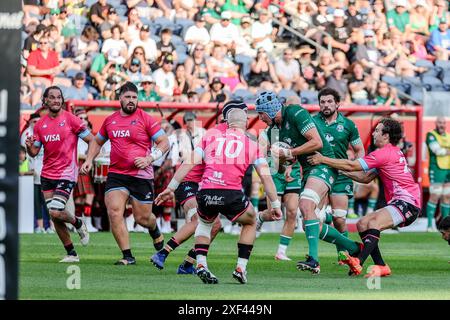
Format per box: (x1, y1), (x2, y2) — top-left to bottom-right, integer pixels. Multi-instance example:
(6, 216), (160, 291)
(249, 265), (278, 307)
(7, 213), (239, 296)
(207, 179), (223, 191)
(39, 41), (48, 44)
(78, 116), (88, 120)
(142, 82), (153, 85)
(131, 63), (140, 67)
(195, 47), (204, 51)
(135, 52), (144, 55)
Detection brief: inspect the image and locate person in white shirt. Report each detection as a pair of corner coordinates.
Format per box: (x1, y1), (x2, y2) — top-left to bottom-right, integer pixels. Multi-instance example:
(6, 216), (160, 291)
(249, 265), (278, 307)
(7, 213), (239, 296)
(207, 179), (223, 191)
(251, 9), (275, 54)
(274, 47), (307, 91)
(184, 13), (211, 54)
(128, 24), (158, 63)
(209, 11), (240, 51)
(153, 54), (176, 99)
(101, 25), (128, 59)
(177, 111), (206, 164)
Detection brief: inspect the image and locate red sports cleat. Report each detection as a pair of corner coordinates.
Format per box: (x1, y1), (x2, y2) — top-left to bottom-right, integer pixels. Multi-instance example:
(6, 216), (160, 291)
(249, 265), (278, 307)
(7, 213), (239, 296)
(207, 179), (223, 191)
(364, 264), (391, 278)
(338, 251), (362, 276)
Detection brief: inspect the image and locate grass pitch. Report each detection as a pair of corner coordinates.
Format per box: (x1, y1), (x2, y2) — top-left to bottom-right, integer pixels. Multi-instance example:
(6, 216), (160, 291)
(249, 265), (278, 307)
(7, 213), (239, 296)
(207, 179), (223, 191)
(19, 231), (450, 300)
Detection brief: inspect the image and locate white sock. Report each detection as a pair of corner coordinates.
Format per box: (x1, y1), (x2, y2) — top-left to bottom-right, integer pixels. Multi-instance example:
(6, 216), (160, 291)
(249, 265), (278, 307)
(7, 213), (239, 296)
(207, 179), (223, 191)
(277, 244), (288, 255)
(237, 257), (248, 272)
(196, 255), (207, 268)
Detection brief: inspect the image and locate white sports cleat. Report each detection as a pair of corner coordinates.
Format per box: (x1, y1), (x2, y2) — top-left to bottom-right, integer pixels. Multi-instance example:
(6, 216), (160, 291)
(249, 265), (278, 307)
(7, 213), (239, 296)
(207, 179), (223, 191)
(59, 255), (80, 263)
(275, 252), (292, 261)
(84, 217), (98, 233)
(76, 220), (90, 246)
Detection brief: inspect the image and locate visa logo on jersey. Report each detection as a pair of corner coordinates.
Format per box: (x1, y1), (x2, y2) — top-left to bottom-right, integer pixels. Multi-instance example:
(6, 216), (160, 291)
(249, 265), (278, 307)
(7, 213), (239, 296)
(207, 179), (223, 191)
(44, 134), (61, 142)
(112, 130), (131, 138)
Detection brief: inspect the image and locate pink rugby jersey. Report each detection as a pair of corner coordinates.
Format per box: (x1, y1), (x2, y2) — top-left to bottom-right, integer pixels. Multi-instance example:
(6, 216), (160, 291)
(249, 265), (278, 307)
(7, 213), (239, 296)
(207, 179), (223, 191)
(97, 108), (164, 179)
(183, 122), (228, 183)
(33, 110), (90, 181)
(196, 127), (266, 190)
(357, 143), (421, 208)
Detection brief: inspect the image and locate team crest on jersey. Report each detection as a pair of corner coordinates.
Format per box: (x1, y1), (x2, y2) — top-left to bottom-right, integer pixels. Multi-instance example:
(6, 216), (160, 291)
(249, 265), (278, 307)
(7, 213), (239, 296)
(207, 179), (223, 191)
(43, 124), (48, 129)
(336, 124), (344, 132)
(131, 120), (137, 125)
(345, 184), (351, 192)
(59, 120), (66, 127)
(325, 133), (334, 143)
(112, 121), (117, 125)
(284, 138), (292, 145)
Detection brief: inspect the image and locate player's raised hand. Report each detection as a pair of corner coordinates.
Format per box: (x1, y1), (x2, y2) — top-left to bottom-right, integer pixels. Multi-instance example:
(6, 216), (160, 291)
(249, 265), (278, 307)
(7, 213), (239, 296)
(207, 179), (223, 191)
(134, 156), (152, 169)
(154, 188), (174, 206)
(307, 151), (323, 165)
(80, 161), (92, 175)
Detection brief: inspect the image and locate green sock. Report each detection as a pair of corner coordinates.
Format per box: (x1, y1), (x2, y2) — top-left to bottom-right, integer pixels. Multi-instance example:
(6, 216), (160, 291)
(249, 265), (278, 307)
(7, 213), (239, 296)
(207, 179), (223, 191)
(440, 203), (450, 219)
(335, 230), (349, 253)
(304, 219), (320, 261)
(250, 197), (259, 209)
(320, 224), (359, 255)
(368, 198), (377, 210)
(279, 234), (291, 246)
(426, 202), (437, 228)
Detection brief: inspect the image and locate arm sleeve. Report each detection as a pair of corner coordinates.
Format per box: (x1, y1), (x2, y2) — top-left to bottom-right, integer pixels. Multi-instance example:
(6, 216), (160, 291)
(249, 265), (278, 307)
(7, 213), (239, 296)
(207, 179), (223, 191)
(349, 121), (363, 146)
(97, 120), (109, 142)
(357, 148), (387, 172)
(145, 114), (164, 141)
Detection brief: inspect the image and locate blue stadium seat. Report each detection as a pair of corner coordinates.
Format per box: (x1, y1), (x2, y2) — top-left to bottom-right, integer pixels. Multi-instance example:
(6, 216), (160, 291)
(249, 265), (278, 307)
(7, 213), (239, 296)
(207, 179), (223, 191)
(278, 89), (298, 100)
(177, 52), (188, 64)
(410, 88), (424, 104)
(171, 35), (184, 46)
(414, 59), (434, 69)
(421, 76), (444, 91)
(232, 89), (255, 102)
(435, 60), (450, 70)
(175, 18), (195, 37)
(382, 75), (402, 86)
(234, 54), (253, 81)
(402, 76), (422, 86)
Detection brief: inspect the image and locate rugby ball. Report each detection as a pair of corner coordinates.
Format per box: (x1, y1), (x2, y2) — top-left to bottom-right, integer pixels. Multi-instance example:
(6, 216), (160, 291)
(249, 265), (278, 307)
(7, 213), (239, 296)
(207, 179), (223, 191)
(271, 141), (296, 165)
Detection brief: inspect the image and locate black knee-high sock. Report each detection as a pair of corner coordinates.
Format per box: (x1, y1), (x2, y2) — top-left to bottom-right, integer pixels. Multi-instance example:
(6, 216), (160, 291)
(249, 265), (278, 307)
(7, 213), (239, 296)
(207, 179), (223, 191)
(64, 243), (77, 256)
(358, 229), (381, 265)
(183, 248), (197, 268)
(359, 230), (385, 266)
(148, 224), (161, 240)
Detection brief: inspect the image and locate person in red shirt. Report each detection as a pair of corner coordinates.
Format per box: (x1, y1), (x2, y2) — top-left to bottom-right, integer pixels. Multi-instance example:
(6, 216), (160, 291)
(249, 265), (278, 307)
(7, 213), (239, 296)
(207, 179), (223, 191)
(26, 36), (60, 88)
(81, 82), (169, 265)
(25, 86), (95, 263)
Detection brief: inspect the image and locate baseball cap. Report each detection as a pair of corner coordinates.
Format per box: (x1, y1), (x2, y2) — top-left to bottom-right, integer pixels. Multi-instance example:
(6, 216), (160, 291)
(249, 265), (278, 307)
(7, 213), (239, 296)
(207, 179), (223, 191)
(183, 111), (196, 122)
(108, 7), (117, 14)
(241, 15), (251, 24)
(194, 13), (205, 22)
(396, 0), (408, 7)
(221, 11), (232, 20)
(141, 24), (150, 32)
(210, 77), (224, 88)
(363, 29), (375, 37)
(333, 9), (345, 17)
(140, 75), (154, 83)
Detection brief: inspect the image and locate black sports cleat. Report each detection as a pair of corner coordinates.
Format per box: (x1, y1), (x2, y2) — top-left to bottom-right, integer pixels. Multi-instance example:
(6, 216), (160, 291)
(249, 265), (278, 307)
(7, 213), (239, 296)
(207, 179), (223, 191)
(296, 255), (320, 274)
(196, 265), (219, 284)
(114, 256), (136, 265)
(232, 267), (247, 284)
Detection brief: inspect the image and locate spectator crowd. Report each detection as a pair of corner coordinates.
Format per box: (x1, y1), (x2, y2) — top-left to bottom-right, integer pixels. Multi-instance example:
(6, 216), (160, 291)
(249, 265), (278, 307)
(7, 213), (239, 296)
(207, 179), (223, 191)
(21, 0), (450, 109)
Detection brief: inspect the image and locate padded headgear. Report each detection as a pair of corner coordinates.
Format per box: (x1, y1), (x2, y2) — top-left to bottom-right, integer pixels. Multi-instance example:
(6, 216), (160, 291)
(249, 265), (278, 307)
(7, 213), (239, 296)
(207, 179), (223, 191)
(255, 91), (282, 119)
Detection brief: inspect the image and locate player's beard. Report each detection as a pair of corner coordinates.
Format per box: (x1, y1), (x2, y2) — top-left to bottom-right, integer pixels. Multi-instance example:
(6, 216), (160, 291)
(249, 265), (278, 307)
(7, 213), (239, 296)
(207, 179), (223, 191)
(121, 101), (138, 114)
(321, 108), (336, 118)
(47, 102), (62, 115)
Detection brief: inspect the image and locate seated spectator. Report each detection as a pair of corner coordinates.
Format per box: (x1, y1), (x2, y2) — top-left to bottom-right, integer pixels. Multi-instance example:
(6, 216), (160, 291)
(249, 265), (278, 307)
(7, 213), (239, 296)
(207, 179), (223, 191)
(200, 77), (229, 103)
(411, 34), (435, 62)
(120, 8), (143, 44)
(201, 0), (221, 27)
(187, 91), (199, 103)
(89, 51), (109, 92)
(248, 48), (281, 92)
(354, 29), (383, 80)
(125, 58), (144, 85)
(373, 81), (401, 107)
(210, 11), (240, 51)
(348, 62), (373, 105)
(89, 0), (112, 30)
(429, 0), (450, 32)
(326, 66), (350, 103)
(324, 9), (353, 54)
(138, 76), (161, 102)
(372, 0), (388, 34)
(128, 24), (158, 66)
(23, 23), (47, 59)
(99, 7), (121, 40)
(70, 25), (99, 70)
(123, 46), (151, 75)
(184, 44), (209, 91)
(220, 0), (251, 26)
(99, 82), (117, 101)
(101, 25), (128, 61)
(207, 44), (242, 92)
(45, 24), (64, 54)
(184, 13), (211, 54)
(345, 0), (365, 29)
(153, 54), (176, 100)
(64, 72), (93, 100)
(274, 48), (306, 92)
(427, 20), (450, 60)
(174, 0), (198, 20)
(312, 0), (333, 29)
(157, 28), (178, 63)
(26, 36), (71, 88)
(175, 64), (189, 96)
(316, 50), (341, 81)
(409, 0), (430, 36)
(251, 8), (275, 54)
(285, 0), (317, 37)
(386, 0), (411, 35)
